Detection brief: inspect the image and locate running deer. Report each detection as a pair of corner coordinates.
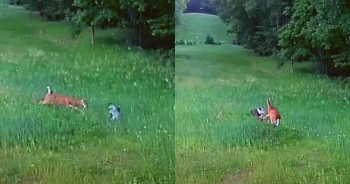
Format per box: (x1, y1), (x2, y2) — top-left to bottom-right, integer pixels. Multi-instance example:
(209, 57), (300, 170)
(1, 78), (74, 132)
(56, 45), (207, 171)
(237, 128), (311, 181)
(262, 98), (281, 126)
(39, 86), (87, 109)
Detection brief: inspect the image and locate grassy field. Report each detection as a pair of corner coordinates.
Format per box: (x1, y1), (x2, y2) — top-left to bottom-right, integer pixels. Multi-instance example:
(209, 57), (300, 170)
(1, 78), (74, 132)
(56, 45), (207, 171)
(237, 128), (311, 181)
(175, 14), (350, 183)
(175, 13), (235, 43)
(0, 5), (174, 184)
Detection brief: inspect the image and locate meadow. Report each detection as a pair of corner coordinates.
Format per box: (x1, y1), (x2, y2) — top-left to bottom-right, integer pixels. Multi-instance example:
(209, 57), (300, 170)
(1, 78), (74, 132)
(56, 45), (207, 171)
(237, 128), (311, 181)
(175, 13), (350, 184)
(0, 4), (174, 184)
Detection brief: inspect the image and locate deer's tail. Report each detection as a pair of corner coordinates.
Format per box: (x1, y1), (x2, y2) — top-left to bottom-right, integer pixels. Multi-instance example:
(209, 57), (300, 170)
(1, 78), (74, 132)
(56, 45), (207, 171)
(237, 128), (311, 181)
(46, 86), (52, 94)
(267, 98), (272, 108)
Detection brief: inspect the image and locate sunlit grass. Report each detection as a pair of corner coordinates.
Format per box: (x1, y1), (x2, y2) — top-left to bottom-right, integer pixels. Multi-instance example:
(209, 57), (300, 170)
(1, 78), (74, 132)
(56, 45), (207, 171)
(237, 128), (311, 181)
(0, 5), (174, 183)
(175, 44), (350, 183)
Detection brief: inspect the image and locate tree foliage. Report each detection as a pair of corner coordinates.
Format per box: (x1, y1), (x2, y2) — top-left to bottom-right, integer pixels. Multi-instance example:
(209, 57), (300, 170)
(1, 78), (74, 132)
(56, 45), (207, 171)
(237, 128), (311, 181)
(175, 0), (189, 27)
(212, 0), (350, 76)
(18, 0), (174, 50)
(279, 0), (350, 75)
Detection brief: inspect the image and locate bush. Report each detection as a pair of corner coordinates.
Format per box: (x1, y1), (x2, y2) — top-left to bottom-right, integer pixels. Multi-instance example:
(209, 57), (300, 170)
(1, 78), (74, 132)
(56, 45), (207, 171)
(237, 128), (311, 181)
(232, 40), (241, 45)
(186, 41), (193, 45)
(175, 40), (185, 45)
(205, 35), (215, 45)
(9, 0), (21, 5)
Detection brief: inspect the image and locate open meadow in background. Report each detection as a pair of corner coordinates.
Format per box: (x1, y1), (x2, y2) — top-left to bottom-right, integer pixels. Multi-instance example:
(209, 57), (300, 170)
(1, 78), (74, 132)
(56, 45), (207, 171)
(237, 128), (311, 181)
(176, 13), (350, 184)
(0, 4), (174, 184)
(175, 13), (235, 44)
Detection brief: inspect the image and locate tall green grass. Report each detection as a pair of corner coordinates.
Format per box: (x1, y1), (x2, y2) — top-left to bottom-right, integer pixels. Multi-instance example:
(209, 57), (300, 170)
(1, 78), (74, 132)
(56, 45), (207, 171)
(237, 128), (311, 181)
(176, 41), (350, 182)
(0, 5), (174, 183)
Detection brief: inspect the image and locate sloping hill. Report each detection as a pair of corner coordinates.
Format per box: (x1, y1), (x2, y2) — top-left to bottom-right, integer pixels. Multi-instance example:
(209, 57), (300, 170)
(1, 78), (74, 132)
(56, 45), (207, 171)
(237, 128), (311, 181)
(176, 13), (235, 43)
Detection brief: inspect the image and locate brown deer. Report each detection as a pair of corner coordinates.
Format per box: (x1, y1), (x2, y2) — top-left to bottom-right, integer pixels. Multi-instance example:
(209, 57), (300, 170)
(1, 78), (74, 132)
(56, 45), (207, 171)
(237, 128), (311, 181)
(262, 98), (281, 126)
(39, 86), (87, 110)
(262, 98), (281, 139)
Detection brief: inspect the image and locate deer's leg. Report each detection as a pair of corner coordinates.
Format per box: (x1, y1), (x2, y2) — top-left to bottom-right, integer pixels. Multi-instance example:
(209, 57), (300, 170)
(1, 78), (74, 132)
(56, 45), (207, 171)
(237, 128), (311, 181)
(261, 114), (269, 124)
(270, 118), (275, 125)
(68, 105), (78, 109)
(262, 114), (269, 120)
(68, 105), (83, 112)
(273, 124), (277, 143)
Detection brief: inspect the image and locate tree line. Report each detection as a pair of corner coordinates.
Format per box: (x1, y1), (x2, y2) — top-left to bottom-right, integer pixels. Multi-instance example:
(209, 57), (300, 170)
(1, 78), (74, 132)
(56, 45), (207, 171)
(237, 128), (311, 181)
(9, 0), (174, 51)
(211, 0), (350, 77)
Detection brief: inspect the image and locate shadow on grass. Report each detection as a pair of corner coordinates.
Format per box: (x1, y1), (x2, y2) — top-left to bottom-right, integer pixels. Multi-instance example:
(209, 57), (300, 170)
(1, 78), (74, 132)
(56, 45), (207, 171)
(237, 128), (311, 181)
(292, 62), (320, 75)
(95, 35), (125, 46)
(175, 53), (192, 60)
(0, 111), (111, 150)
(258, 125), (305, 147)
(216, 122), (306, 150)
(295, 66), (319, 74)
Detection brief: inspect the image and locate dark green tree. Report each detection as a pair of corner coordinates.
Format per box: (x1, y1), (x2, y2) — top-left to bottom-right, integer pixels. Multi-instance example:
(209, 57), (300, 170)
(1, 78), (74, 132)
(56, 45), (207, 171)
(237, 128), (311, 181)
(279, 0), (350, 75)
(212, 0), (350, 76)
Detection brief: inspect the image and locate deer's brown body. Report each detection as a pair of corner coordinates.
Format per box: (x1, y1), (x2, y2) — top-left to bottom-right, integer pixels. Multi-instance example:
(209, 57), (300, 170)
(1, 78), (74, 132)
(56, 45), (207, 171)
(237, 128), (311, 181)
(263, 98), (281, 126)
(39, 86), (87, 109)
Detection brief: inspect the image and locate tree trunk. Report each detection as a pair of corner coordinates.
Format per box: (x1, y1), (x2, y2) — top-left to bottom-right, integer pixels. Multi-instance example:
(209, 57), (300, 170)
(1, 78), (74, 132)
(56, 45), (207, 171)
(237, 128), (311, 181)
(129, 9), (139, 46)
(276, 11), (279, 29)
(291, 59), (294, 73)
(325, 50), (328, 75)
(139, 24), (142, 47)
(91, 25), (95, 45)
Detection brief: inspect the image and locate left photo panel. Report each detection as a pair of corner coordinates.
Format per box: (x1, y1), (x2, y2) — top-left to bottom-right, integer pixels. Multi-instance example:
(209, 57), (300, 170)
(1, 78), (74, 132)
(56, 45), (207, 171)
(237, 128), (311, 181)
(0, 0), (175, 183)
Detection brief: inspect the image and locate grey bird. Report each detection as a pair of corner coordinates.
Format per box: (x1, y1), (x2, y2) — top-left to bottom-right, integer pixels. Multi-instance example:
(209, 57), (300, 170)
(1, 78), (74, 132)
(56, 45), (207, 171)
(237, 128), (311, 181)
(108, 104), (121, 120)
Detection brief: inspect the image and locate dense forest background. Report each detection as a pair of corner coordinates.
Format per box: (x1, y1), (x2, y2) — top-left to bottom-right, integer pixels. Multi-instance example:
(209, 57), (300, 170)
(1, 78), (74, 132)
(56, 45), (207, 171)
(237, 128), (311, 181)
(8, 0), (175, 51)
(177, 0), (350, 78)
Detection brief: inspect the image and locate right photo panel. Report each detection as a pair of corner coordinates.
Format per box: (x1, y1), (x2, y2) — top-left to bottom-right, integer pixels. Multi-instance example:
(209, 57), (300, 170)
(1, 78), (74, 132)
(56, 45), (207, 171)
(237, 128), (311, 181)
(175, 0), (350, 183)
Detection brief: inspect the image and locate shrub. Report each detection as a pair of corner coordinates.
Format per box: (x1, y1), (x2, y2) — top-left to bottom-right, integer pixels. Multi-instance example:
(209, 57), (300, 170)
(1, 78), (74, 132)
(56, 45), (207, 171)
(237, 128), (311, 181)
(179, 39), (185, 45)
(205, 35), (214, 45)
